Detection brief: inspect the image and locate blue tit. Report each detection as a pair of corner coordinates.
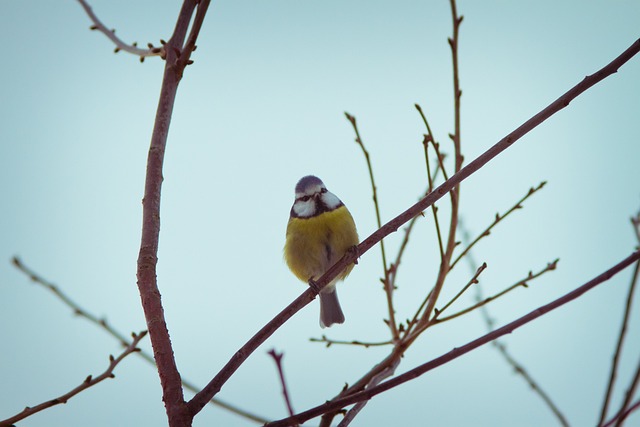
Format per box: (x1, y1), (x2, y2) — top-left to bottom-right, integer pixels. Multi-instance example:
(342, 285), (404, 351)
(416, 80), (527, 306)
(284, 175), (359, 328)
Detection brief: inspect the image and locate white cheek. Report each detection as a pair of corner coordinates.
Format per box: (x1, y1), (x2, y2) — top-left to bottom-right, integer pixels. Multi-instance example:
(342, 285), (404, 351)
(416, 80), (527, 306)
(293, 200), (316, 217)
(322, 192), (342, 209)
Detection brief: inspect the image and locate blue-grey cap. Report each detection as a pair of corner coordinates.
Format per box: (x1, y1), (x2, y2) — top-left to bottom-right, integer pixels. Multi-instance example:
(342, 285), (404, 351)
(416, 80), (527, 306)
(295, 175), (325, 194)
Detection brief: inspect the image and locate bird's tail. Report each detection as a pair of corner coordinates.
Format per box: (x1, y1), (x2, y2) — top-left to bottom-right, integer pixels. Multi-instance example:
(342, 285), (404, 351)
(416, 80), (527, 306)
(319, 288), (345, 328)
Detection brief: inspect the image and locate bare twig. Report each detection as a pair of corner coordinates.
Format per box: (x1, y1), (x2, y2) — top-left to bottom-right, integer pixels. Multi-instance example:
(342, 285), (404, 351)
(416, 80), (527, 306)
(388, 178), (442, 310)
(309, 335), (393, 348)
(601, 399), (640, 427)
(266, 251), (640, 426)
(0, 331), (147, 427)
(337, 358), (401, 427)
(433, 262), (487, 320)
(450, 181), (547, 269)
(613, 354), (640, 427)
(414, 0), (464, 339)
(631, 211), (640, 243)
(187, 38), (640, 418)
(77, 0), (164, 60)
(10, 256), (268, 424)
(598, 258), (640, 425)
(268, 350), (296, 420)
(435, 259), (559, 323)
(405, 261), (487, 334)
(416, 105), (446, 259)
(345, 112), (398, 340)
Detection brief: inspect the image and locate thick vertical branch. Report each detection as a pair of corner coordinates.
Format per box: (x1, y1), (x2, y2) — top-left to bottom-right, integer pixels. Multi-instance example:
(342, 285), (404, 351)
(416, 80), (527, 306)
(135, 1), (210, 426)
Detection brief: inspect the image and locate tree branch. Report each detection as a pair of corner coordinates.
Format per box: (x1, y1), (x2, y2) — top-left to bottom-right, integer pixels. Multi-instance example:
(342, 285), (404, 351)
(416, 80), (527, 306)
(267, 250), (640, 426)
(345, 112), (398, 340)
(601, 399), (640, 427)
(133, 1), (211, 425)
(268, 350), (296, 419)
(77, 0), (164, 60)
(0, 331), (147, 427)
(10, 256), (269, 424)
(186, 37), (640, 417)
(435, 258), (559, 323)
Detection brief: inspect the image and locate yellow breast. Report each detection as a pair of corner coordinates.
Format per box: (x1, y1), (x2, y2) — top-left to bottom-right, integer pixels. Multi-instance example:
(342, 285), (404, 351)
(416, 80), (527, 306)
(284, 205), (359, 284)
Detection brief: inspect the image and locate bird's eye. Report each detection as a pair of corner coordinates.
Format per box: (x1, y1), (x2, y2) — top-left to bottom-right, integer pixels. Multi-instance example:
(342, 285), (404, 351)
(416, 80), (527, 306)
(320, 188), (327, 193)
(300, 195), (311, 202)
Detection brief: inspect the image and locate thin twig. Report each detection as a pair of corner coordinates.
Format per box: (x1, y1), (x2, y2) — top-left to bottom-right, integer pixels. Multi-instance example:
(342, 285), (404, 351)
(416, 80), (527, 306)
(413, 0), (464, 331)
(631, 212), (640, 243)
(266, 251), (640, 426)
(613, 354), (640, 427)
(405, 261), (487, 334)
(419, 0), (464, 324)
(448, 0), (463, 172)
(267, 350), (296, 420)
(176, 0), (211, 74)
(345, 112), (399, 340)
(388, 214), (421, 293)
(416, 104), (446, 259)
(309, 335), (393, 348)
(187, 39), (640, 416)
(598, 257), (640, 425)
(76, 0), (164, 61)
(601, 399), (640, 427)
(433, 262), (487, 319)
(451, 181), (547, 269)
(0, 331), (147, 427)
(435, 259), (559, 324)
(407, 124), (456, 338)
(388, 174), (442, 316)
(10, 256), (269, 424)
(336, 358), (401, 427)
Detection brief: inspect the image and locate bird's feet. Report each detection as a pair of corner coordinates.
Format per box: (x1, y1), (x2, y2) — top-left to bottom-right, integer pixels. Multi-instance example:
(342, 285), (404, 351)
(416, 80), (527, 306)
(308, 278), (321, 294)
(346, 245), (360, 265)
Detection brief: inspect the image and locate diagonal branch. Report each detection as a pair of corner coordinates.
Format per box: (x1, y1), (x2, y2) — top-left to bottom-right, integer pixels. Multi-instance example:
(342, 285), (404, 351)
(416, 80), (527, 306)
(433, 262), (487, 320)
(10, 256), (268, 424)
(0, 331), (147, 427)
(601, 399), (640, 427)
(186, 38), (640, 417)
(266, 250), (640, 426)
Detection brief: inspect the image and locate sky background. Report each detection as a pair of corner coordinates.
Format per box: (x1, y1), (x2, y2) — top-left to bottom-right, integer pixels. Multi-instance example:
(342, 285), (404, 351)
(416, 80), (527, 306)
(1, 1), (639, 426)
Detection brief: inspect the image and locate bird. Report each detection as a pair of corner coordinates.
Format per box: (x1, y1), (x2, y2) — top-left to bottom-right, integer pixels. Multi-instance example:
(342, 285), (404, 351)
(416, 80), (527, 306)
(284, 175), (359, 328)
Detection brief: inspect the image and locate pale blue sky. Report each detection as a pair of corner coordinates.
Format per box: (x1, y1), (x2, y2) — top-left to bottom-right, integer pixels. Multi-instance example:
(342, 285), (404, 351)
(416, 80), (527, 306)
(1, 1), (639, 426)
